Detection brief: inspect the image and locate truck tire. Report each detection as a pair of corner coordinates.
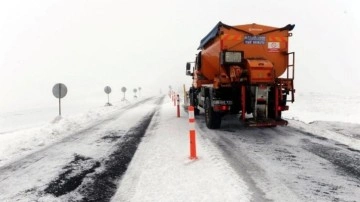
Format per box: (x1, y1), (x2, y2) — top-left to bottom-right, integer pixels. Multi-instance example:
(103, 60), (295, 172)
(205, 97), (221, 129)
(189, 89), (195, 106)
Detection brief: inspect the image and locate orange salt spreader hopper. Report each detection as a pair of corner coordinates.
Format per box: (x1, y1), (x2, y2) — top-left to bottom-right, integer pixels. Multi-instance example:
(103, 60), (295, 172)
(186, 22), (295, 128)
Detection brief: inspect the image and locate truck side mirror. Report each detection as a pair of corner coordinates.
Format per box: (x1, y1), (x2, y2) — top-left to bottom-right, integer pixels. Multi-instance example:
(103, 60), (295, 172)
(186, 62), (193, 76)
(186, 62), (191, 71)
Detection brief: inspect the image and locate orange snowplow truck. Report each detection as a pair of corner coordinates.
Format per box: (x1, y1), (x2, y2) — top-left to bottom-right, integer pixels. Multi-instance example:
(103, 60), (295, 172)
(186, 22), (295, 128)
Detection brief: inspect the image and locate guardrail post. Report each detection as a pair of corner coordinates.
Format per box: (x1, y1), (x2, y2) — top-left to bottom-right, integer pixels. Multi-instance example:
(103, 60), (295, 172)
(177, 94), (180, 117)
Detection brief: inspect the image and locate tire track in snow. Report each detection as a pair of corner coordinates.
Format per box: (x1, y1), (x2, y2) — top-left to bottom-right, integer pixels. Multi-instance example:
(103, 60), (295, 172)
(301, 139), (360, 180)
(43, 96), (164, 201)
(195, 117), (360, 201)
(196, 121), (270, 202)
(79, 111), (157, 201)
(43, 154), (101, 197)
(109, 98), (163, 202)
(0, 96), (164, 201)
(285, 126), (360, 179)
(0, 97), (157, 178)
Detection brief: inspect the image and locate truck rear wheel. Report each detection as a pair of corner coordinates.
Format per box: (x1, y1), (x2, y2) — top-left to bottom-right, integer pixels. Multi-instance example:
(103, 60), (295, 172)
(205, 97), (221, 129)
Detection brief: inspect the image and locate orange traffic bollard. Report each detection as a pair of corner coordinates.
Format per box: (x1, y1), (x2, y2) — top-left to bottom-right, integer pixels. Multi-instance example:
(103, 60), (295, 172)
(177, 94), (180, 117)
(188, 106), (197, 159)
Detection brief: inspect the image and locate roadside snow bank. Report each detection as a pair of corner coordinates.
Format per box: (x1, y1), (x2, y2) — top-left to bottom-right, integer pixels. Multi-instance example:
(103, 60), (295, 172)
(0, 101), (130, 168)
(310, 121), (360, 140)
(284, 92), (360, 124)
(288, 120), (360, 151)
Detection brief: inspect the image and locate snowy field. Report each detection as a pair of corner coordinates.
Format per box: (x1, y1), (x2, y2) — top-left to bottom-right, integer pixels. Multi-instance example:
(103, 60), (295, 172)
(284, 92), (360, 124)
(1, 91), (359, 133)
(1, 91), (359, 148)
(0, 92), (359, 201)
(283, 92), (360, 151)
(1, 91), (360, 169)
(0, 98), (108, 134)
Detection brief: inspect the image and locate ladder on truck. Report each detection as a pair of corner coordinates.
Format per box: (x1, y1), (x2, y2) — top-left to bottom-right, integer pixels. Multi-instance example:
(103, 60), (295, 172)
(277, 52), (295, 103)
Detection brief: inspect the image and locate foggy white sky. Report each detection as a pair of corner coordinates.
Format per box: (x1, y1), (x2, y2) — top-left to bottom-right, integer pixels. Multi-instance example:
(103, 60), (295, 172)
(0, 0), (359, 113)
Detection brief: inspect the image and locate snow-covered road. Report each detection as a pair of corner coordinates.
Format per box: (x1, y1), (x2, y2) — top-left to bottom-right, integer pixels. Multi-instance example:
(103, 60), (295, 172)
(196, 115), (360, 201)
(0, 95), (359, 202)
(0, 96), (163, 201)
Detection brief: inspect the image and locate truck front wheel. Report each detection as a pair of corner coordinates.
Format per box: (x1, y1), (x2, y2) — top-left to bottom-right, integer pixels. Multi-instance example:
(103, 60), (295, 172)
(194, 108), (200, 115)
(205, 97), (221, 129)
(189, 88), (200, 116)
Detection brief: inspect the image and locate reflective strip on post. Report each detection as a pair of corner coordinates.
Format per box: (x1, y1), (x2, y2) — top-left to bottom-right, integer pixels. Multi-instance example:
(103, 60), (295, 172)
(188, 106), (197, 159)
(189, 121), (195, 130)
(188, 106), (194, 117)
(189, 110), (194, 120)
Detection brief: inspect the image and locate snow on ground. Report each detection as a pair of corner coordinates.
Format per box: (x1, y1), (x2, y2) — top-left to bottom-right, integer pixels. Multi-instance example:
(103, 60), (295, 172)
(309, 121), (360, 140)
(112, 98), (251, 202)
(0, 91), (359, 201)
(1, 91), (359, 167)
(0, 97), (165, 201)
(284, 91), (360, 124)
(0, 96), (252, 201)
(0, 99), (131, 168)
(287, 120), (360, 151)
(283, 91), (360, 151)
(0, 98), (112, 134)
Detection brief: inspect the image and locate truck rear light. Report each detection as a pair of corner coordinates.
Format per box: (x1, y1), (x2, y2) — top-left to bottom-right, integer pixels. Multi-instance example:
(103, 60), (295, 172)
(277, 106), (289, 111)
(214, 105), (229, 111)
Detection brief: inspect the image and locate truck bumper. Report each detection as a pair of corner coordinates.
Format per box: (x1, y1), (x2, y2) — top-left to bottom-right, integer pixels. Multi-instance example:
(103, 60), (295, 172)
(244, 119), (288, 127)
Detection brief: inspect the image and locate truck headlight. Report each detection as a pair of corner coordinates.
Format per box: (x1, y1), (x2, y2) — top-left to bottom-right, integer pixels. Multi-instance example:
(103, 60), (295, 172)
(221, 51), (243, 65)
